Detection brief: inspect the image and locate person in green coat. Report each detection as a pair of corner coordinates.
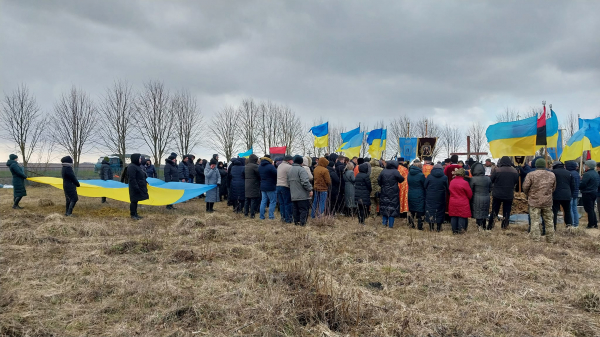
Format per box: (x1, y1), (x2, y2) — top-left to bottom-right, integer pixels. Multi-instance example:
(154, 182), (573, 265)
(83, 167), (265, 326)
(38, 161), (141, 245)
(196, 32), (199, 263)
(7, 154), (27, 209)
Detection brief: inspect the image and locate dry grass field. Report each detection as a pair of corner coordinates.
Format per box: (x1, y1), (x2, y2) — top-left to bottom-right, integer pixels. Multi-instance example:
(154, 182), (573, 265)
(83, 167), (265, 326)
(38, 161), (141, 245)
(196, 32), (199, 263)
(2, 186), (600, 337)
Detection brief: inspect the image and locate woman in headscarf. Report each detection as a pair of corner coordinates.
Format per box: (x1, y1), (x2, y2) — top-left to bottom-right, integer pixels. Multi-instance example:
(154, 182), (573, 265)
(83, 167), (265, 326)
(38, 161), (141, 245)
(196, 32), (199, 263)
(407, 160), (426, 230)
(344, 161), (356, 216)
(448, 168), (473, 234)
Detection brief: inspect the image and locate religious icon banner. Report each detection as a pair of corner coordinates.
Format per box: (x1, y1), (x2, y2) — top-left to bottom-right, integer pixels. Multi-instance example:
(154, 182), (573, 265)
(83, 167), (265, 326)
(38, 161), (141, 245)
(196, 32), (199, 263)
(417, 138), (437, 162)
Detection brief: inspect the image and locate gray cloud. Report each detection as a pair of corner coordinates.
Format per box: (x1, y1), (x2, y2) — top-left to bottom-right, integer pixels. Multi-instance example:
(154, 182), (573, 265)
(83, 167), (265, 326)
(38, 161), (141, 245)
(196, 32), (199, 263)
(1, 0), (599, 161)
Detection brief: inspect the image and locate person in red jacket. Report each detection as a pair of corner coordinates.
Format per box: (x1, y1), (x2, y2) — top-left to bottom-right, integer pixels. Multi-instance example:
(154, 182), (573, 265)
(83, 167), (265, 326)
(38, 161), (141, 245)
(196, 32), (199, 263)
(444, 154), (462, 182)
(449, 168), (473, 234)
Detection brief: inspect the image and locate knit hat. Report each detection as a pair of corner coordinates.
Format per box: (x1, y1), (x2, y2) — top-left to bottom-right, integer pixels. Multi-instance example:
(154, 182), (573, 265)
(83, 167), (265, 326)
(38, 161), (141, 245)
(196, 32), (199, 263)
(357, 158), (365, 165)
(284, 155), (293, 162)
(104, 156), (109, 162)
(535, 158), (546, 168)
(9, 154), (17, 160)
(293, 155), (303, 165)
(170, 152), (178, 158)
(444, 158), (451, 164)
(450, 155), (459, 163)
(452, 168), (465, 177)
(585, 160), (596, 170)
(61, 156), (73, 164)
(398, 157), (405, 162)
(168, 155), (176, 160)
(209, 158), (217, 165)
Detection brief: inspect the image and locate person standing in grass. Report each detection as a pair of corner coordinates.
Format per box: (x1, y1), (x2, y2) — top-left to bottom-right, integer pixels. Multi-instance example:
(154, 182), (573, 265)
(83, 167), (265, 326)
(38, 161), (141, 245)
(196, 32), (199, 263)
(229, 158), (246, 213)
(218, 162), (228, 201)
(100, 156), (113, 203)
(145, 159), (157, 179)
(204, 158), (221, 213)
(448, 168), (473, 234)
(163, 155), (178, 210)
(523, 158), (557, 242)
(127, 153), (149, 220)
(258, 156), (277, 220)
(407, 160), (426, 230)
(378, 160), (405, 228)
(565, 161), (581, 227)
(424, 164), (448, 232)
(489, 156), (519, 230)
(178, 155), (190, 183)
(469, 162), (491, 230)
(344, 161), (356, 217)
(354, 163), (372, 224)
(276, 155), (294, 223)
(551, 161), (573, 230)
(61, 156), (80, 217)
(288, 155), (313, 226)
(7, 154), (27, 209)
(580, 160), (599, 229)
(312, 157), (331, 218)
(244, 154), (261, 218)
(369, 158), (383, 217)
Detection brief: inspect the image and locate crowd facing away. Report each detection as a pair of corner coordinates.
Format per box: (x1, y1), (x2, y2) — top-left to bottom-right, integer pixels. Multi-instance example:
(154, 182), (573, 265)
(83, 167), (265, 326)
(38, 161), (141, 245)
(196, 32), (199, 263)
(6, 151), (600, 242)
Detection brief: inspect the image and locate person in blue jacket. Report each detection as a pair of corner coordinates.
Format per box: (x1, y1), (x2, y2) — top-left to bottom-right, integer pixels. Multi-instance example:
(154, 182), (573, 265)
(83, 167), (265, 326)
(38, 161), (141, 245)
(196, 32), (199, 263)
(407, 160), (426, 230)
(258, 156), (278, 220)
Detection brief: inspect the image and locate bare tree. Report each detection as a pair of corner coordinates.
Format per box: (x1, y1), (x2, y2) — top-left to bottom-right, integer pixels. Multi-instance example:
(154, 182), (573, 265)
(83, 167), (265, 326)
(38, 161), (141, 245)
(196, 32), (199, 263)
(497, 107), (538, 123)
(257, 101), (279, 155)
(135, 81), (173, 169)
(277, 106), (302, 155)
(238, 98), (258, 151)
(99, 80), (135, 164)
(173, 89), (203, 156)
(209, 106), (239, 161)
(468, 122), (487, 162)
(1, 84), (45, 169)
(49, 86), (96, 170)
(563, 111), (578, 141)
(440, 124), (463, 158)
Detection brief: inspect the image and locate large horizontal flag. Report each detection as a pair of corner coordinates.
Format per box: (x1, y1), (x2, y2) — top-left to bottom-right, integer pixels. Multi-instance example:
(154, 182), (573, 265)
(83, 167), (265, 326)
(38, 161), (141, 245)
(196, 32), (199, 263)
(309, 122), (329, 148)
(337, 126), (360, 151)
(486, 115), (537, 157)
(399, 138), (418, 162)
(238, 148), (253, 158)
(367, 128), (385, 158)
(341, 132), (364, 158)
(28, 177), (216, 206)
(562, 117), (600, 161)
(269, 146), (287, 155)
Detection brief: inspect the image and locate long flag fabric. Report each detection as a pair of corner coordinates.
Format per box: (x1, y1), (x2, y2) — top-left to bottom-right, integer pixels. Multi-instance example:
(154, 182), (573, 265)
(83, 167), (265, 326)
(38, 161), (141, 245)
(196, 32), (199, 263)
(547, 130), (563, 161)
(399, 138), (418, 162)
(269, 146), (287, 155)
(341, 132), (364, 158)
(27, 177), (216, 206)
(536, 106), (547, 146)
(309, 122), (329, 148)
(238, 148), (253, 158)
(562, 117), (600, 161)
(337, 127), (360, 151)
(547, 109), (559, 148)
(486, 115), (537, 157)
(367, 128), (384, 158)
(381, 129), (387, 152)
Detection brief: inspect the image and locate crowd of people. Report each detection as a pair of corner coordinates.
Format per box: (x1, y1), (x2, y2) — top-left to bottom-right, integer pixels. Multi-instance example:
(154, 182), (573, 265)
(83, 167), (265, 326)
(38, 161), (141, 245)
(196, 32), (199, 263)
(6, 151), (600, 242)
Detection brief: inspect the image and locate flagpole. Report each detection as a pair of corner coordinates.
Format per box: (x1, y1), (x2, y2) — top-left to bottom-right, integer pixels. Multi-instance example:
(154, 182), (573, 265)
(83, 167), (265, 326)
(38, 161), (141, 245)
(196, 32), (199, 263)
(543, 101), (549, 168)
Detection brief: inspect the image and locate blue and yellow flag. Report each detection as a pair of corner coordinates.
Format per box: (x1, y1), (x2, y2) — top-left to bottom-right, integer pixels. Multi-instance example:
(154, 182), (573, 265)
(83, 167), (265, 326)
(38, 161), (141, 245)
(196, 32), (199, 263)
(486, 115), (537, 157)
(547, 109), (559, 148)
(310, 122), (329, 148)
(341, 132), (364, 158)
(367, 128), (385, 158)
(238, 148), (253, 158)
(548, 130), (563, 161)
(337, 126), (360, 151)
(562, 117), (600, 161)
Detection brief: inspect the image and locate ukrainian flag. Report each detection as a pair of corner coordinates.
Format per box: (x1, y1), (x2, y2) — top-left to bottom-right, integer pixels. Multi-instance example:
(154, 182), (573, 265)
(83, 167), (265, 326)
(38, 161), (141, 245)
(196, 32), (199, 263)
(562, 117), (600, 161)
(367, 128), (385, 158)
(381, 129), (387, 152)
(547, 109), (559, 148)
(310, 122), (329, 148)
(337, 126), (360, 151)
(238, 148), (253, 158)
(486, 115), (537, 157)
(341, 132), (364, 158)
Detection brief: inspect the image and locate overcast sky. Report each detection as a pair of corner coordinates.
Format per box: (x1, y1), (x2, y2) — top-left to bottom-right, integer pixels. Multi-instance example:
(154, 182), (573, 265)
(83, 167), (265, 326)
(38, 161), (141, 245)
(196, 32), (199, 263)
(2, 0), (599, 163)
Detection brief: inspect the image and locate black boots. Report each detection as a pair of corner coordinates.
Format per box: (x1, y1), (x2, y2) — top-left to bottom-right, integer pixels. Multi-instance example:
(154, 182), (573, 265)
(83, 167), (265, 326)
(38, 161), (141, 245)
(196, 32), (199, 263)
(12, 197), (23, 209)
(101, 197), (107, 203)
(65, 201), (76, 216)
(417, 217), (424, 231)
(408, 215), (415, 228)
(501, 218), (510, 229)
(166, 205), (176, 210)
(206, 202), (214, 213)
(436, 223), (442, 232)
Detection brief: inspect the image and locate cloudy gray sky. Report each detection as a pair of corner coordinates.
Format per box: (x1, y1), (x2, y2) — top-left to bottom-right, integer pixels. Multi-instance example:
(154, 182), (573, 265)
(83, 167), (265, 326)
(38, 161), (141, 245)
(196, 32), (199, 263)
(2, 0), (599, 162)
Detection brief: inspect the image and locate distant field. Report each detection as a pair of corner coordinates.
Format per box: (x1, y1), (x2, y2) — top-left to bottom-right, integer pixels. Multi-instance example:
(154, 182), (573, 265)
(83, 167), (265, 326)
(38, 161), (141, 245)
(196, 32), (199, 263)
(1, 187), (600, 336)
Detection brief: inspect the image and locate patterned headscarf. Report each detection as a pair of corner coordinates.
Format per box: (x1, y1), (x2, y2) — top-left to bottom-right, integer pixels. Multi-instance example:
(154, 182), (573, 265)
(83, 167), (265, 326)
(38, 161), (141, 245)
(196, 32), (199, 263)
(452, 168), (466, 177)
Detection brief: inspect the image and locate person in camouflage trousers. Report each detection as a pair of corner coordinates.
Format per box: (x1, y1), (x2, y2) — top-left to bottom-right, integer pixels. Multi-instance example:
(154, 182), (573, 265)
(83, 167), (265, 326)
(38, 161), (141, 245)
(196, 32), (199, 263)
(523, 158), (557, 242)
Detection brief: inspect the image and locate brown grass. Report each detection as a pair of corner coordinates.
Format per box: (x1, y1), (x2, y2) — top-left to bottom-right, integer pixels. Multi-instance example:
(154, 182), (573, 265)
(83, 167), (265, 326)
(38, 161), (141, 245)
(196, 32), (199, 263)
(1, 187), (600, 336)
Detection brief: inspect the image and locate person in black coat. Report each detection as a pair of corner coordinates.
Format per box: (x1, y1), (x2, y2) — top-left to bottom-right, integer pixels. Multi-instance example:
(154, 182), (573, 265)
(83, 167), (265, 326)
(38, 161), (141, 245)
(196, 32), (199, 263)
(327, 155), (341, 216)
(195, 159), (205, 184)
(145, 159), (157, 179)
(354, 163), (372, 224)
(489, 156), (519, 229)
(469, 163), (491, 230)
(244, 154), (261, 218)
(580, 160), (599, 228)
(377, 160), (405, 228)
(229, 158), (246, 213)
(7, 154), (27, 209)
(61, 156), (80, 216)
(99, 156), (114, 203)
(178, 155), (190, 182)
(187, 155), (196, 183)
(407, 162), (426, 230)
(218, 162), (228, 201)
(551, 161), (573, 229)
(163, 155), (178, 210)
(424, 164), (448, 231)
(334, 156), (346, 214)
(565, 161), (581, 227)
(128, 153), (149, 220)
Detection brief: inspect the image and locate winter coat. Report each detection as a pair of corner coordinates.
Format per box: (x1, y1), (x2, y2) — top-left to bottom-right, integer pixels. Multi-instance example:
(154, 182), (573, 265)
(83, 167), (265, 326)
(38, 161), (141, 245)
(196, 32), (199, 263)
(288, 163), (313, 201)
(328, 164), (341, 198)
(276, 161), (292, 187)
(354, 163), (372, 206)
(335, 161), (346, 195)
(424, 164), (448, 224)
(407, 165), (426, 213)
(370, 158), (383, 197)
(204, 165), (221, 203)
(303, 156), (313, 182)
(187, 160), (196, 179)
(519, 163), (533, 183)
(196, 161), (206, 184)
(229, 159), (246, 201)
(552, 162), (573, 201)
(7, 159), (27, 197)
(62, 164), (80, 201)
(145, 164), (157, 178)
(344, 169), (356, 208)
(164, 159), (179, 182)
(377, 161), (405, 217)
(444, 163), (462, 182)
(448, 176), (472, 218)
(523, 169), (556, 208)
(218, 167), (228, 196)
(258, 157), (277, 192)
(100, 160), (113, 180)
(565, 161), (580, 199)
(178, 160), (190, 181)
(244, 155), (261, 198)
(580, 168), (599, 195)
(468, 163), (491, 220)
(313, 157), (331, 192)
(490, 156), (519, 200)
(127, 154), (149, 203)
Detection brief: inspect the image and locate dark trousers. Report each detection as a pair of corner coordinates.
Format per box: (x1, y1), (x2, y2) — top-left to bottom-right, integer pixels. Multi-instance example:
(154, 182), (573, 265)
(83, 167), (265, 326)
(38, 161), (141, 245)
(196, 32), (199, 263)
(233, 199), (244, 213)
(130, 201), (138, 216)
(582, 193), (597, 228)
(451, 216), (468, 233)
(410, 211), (424, 230)
(65, 195), (78, 215)
(205, 202), (214, 212)
(357, 203), (369, 224)
(244, 197), (259, 217)
(552, 199), (572, 229)
(292, 199), (310, 226)
(489, 198), (513, 228)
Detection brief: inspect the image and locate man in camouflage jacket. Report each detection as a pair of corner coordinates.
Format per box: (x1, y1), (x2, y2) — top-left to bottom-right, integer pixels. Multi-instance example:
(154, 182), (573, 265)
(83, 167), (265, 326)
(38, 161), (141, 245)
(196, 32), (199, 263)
(523, 158), (557, 243)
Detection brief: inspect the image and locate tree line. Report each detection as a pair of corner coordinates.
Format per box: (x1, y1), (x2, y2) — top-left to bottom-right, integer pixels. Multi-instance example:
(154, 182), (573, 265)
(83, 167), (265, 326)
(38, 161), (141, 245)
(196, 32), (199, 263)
(1, 82), (581, 170)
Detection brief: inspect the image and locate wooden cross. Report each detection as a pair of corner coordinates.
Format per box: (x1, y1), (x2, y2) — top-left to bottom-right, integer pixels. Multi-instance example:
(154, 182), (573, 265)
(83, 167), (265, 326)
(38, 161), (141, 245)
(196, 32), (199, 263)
(450, 136), (488, 160)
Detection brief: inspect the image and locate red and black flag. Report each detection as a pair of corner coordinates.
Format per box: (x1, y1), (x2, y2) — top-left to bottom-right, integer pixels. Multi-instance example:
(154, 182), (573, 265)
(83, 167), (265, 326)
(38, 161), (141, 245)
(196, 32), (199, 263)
(536, 106), (547, 145)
